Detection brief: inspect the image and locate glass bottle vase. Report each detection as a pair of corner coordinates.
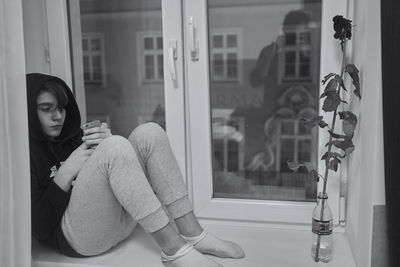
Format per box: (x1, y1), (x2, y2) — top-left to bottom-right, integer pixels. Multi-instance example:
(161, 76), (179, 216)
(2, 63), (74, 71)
(311, 192), (333, 262)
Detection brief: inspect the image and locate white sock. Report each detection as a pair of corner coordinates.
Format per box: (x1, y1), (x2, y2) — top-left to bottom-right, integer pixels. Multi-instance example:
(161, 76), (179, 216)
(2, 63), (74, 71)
(161, 243), (223, 267)
(182, 230), (245, 259)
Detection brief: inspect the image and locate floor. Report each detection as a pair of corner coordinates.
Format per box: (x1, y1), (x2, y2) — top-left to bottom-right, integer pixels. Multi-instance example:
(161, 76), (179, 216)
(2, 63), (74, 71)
(32, 223), (356, 267)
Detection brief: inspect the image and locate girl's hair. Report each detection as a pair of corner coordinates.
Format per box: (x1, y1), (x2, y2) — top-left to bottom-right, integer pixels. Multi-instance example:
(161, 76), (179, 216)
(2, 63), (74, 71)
(41, 80), (69, 107)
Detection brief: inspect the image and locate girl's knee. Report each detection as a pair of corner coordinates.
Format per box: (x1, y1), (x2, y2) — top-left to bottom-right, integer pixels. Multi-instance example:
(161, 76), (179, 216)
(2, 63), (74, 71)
(98, 135), (132, 153)
(129, 122), (166, 144)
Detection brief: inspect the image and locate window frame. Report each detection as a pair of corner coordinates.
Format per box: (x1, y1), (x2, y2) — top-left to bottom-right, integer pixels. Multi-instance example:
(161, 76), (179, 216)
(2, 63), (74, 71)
(81, 32), (106, 86)
(280, 27), (313, 81)
(185, 0), (346, 226)
(209, 28), (242, 84)
(137, 31), (164, 85)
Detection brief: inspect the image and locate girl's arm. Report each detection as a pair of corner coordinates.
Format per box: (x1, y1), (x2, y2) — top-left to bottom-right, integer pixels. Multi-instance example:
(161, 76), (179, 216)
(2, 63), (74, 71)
(53, 142), (94, 192)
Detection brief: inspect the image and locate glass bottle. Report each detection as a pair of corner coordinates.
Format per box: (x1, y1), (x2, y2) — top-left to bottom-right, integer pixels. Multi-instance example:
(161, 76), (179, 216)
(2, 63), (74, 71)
(311, 192), (333, 262)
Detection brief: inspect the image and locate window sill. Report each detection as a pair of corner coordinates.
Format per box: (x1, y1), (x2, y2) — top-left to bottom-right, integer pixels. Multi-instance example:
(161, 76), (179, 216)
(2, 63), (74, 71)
(32, 223), (355, 267)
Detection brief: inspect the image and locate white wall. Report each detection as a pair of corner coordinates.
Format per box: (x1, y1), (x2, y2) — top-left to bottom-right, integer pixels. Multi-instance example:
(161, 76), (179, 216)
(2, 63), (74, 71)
(0, 0), (31, 266)
(345, 0), (384, 266)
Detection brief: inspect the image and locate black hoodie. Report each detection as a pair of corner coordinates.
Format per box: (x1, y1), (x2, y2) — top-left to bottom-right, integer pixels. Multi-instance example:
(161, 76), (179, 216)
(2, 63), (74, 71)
(27, 73), (83, 256)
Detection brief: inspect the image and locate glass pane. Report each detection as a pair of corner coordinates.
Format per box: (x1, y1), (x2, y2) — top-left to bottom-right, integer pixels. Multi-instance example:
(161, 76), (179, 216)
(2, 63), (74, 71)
(82, 38), (89, 51)
(157, 54), (164, 79)
(76, 0), (165, 136)
(227, 53), (237, 78)
(299, 31), (311, 44)
(156, 37), (163, 49)
(91, 38), (101, 51)
(227, 34), (237, 48)
(281, 120), (294, 135)
(213, 35), (223, 48)
(144, 37), (154, 50)
(208, 0), (321, 202)
(285, 32), (296, 45)
(212, 53), (224, 78)
(298, 139), (311, 162)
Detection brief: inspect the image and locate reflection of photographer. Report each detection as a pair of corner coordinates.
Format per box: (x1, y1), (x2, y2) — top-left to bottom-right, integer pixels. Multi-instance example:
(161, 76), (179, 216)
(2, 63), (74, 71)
(27, 73), (244, 266)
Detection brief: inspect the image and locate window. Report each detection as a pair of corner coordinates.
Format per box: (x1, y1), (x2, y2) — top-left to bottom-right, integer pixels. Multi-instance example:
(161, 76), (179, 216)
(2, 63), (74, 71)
(212, 115), (244, 172)
(282, 29), (312, 80)
(209, 29), (241, 82)
(138, 32), (164, 84)
(277, 118), (313, 172)
(82, 33), (106, 85)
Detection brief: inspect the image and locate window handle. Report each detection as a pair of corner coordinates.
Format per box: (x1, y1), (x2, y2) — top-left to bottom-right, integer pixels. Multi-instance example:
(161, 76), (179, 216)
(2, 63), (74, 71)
(188, 16), (199, 61)
(168, 40), (177, 81)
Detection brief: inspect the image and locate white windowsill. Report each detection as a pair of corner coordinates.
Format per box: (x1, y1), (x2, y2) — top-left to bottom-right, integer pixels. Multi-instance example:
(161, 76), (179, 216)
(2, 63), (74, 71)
(32, 223), (356, 267)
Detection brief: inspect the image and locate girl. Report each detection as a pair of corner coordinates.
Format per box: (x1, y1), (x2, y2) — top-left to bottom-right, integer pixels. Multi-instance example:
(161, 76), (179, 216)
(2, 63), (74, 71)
(27, 73), (244, 267)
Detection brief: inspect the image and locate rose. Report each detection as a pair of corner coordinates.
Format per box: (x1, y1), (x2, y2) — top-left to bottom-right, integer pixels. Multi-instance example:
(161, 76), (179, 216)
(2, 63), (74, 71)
(333, 15), (352, 40)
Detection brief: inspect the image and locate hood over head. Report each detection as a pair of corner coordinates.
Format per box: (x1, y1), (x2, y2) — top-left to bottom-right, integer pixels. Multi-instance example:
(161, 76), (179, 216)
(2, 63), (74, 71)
(26, 73), (82, 143)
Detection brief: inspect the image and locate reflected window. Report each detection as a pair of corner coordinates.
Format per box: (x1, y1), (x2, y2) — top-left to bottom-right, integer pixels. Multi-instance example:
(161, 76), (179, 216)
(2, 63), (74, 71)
(210, 30), (241, 82)
(278, 119), (313, 172)
(282, 29), (312, 80)
(139, 32), (164, 83)
(82, 33), (105, 85)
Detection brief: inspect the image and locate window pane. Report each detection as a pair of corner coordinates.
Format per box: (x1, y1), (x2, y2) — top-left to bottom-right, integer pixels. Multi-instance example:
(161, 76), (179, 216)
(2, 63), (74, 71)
(299, 121), (312, 135)
(82, 39), (88, 51)
(299, 32), (311, 44)
(285, 32), (296, 45)
(227, 53), (237, 78)
(156, 37), (163, 49)
(298, 139), (311, 162)
(285, 51), (296, 63)
(75, 0), (166, 135)
(90, 38), (101, 51)
(157, 54), (164, 79)
(208, 0), (322, 202)
(227, 34), (237, 48)
(281, 120), (294, 135)
(299, 50), (310, 63)
(213, 53), (224, 78)
(213, 35), (223, 48)
(145, 55), (154, 66)
(144, 37), (154, 50)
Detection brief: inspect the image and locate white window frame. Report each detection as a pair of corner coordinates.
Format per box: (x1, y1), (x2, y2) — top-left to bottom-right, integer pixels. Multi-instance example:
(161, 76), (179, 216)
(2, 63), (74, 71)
(137, 31), (164, 85)
(209, 28), (242, 84)
(82, 32), (106, 86)
(185, 0), (346, 226)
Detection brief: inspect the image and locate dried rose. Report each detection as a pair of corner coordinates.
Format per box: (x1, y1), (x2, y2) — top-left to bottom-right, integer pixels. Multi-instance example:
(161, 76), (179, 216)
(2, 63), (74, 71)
(333, 15), (352, 40)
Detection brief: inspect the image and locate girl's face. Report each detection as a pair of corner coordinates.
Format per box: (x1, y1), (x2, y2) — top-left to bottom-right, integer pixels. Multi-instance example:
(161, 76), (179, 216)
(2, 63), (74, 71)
(36, 91), (66, 139)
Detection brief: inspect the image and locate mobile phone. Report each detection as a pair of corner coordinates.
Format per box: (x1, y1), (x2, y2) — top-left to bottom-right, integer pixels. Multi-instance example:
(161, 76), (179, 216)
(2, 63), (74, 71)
(82, 120), (101, 134)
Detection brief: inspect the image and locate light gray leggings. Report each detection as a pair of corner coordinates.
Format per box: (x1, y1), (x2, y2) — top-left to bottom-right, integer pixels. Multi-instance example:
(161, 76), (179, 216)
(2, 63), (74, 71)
(61, 122), (192, 256)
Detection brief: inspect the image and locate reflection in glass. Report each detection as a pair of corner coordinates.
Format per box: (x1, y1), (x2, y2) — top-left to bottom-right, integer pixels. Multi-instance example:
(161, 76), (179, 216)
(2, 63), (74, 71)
(76, 0), (165, 137)
(208, 0), (321, 202)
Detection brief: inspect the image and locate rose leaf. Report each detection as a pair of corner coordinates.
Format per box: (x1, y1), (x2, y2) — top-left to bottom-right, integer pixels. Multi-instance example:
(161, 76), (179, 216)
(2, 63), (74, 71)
(345, 64), (361, 99)
(329, 157), (341, 172)
(339, 111), (358, 136)
(322, 92), (341, 112)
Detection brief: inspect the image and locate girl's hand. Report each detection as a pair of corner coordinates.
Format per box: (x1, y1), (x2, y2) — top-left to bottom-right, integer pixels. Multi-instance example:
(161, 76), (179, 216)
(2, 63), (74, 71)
(82, 122), (112, 147)
(53, 143), (94, 191)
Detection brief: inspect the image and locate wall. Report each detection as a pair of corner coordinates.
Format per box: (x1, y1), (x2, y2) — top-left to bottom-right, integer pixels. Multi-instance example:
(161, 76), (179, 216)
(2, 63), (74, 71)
(0, 0), (31, 266)
(345, 0), (384, 266)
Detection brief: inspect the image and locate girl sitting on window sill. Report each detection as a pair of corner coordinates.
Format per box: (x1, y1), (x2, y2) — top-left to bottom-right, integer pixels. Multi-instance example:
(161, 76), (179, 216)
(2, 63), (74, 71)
(27, 73), (245, 267)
